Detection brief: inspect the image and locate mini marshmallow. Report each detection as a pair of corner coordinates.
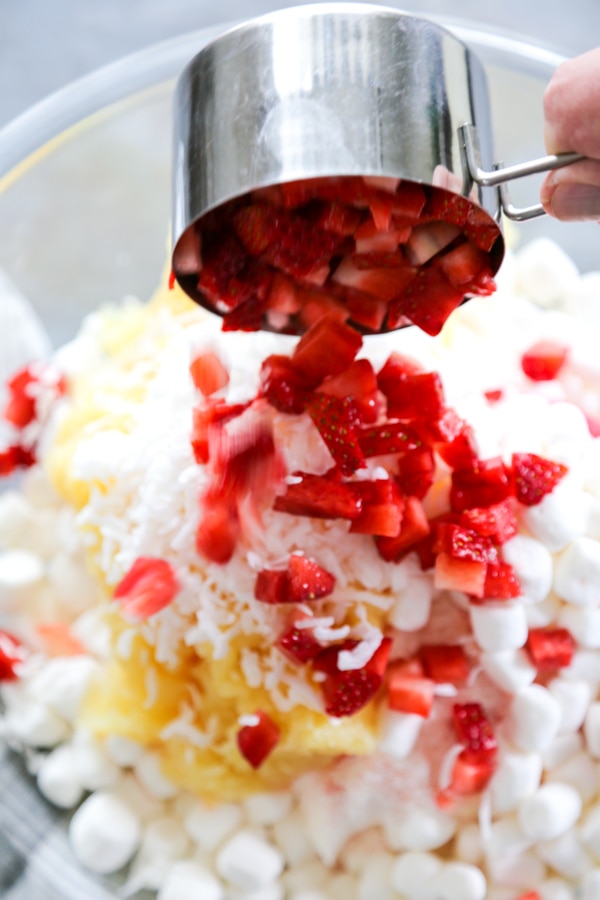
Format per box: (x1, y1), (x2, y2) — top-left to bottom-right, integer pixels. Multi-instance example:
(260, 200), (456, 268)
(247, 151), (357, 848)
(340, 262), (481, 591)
(272, 812), (315, 867)
(490, 750), (542, 814)
(0, 491), (33, 548)
(4, 700), (70, 748)
(28, 656), (99, 724)
(429, 862), (487, 900)
(140, 814), (189, 860)
(563, 649), (600, 684)
(283, 860), (329, 895)
(558, 605), (600, 648)
(244, 791), (292, 826)
(548, 751), (598, 804)
(357, 853), (396, 900)
(518, 782), (582, 841)
(515, 236), (578, 307)
(582, 871), (600, 900)
(487, 849), (546, 890)
(584, 702), (600, 758)
(524, 594), (562, 629)
(481, 648), (536, 694)
(382, 805), (455, 852)
(377, 709), (423, 759)
(69, 790), (141, 874)
(288, 893), (329, 900)
(454, 824), (483, 866)
(0, 549), (44, 608)
(156, 861), (224, 900)
(502, 535), (553, 603)
(390, 851), (443, 897)
(507, 684), (562, 752)
(537, 831), (594, 882)
(324, 874), (359, 900)
(36, 743), (84, 809)
(580, 806), (600, 860)
(114, 773), (163, 822)
(228, 887), (284, 900)
(104, 734), (144, 768)
(183, 799), (243, 852)
(215, 829), (284, 889)
(388, 576), (433, 631)
(554, 537), (600, 606)
(549, 677), (592, 733)
(522, 482), (588, 552)
(470, 603), (528, 652)
(134, 750), (179, 800)
(71, 729), (121, 791)
(538, 879), (576, 900)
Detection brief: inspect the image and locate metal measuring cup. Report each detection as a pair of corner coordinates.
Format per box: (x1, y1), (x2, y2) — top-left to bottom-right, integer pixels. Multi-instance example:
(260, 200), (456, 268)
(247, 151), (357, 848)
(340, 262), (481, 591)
(171, 3), (582, 332)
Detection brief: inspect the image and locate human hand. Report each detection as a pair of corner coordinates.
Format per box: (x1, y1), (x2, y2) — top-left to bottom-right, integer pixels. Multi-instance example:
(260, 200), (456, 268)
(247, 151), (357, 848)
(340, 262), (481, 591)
(540, 47), (600, 222)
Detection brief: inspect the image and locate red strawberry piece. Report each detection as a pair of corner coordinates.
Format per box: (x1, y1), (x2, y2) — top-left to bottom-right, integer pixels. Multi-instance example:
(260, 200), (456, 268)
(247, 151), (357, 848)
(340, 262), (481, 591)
(484, 388), (503, 404)
(0, 447), (19, 477)
(190, 400), (249, 465)
(292, 315), (363, 386)
(434, 552), (486, 598)
(368, 191), (396, 230)
(113, 557), (179, 620)
(314, 200), (362, 236)
(453, 702), (497, 763)
(296, 288), (348, 330)
(436, 240), (490, 287)
(254, 569), (288, 605)
(197, 232), (251, 310)
(396, 447), (436, 499)
(35, 622), (86, 657)
(375, 495), (430, 562)
(196, 501), (240, 564)
(274, 471), (363, 520)
(460, 499), (517, 544)
(261, 209), (341, 280)
(277, 623), (322, 664)
(354, 218), (404, 253)
(434, 523), (498, 565)
(390, 180), (427, 220)
(482, 560), (521, 600)
(358, 422), (422, 457)
(415, 407), (466, 445)
(349, 479), (404, 537)
(237, 710), (281, 768)
(314, 637), (392, 718)
(339, 287), (388, 333)
(377, 352), (424, 393)
(332, 255), (416, 303)
(420, 644), (470, 685)
(0, 630), (26, 680)
(521, 340), (569, 381)
(307, 393), (366, 476)
(320, 359), (379, 424)
(221, 294), (267, 332)
(255, 555), (336, 604)
(259, 355), (309, 415)
(445, 752), (497, 797)
(209, 412), (282, 506)
(406, 222), (462, 266)
(4, 367), (38, 427)
(168, 269), (176, 290)
(189, 352), (230, 397)
(464, 203), (502, 252)
(387, 658), (435, 718)
(380, 371), (445, 421)
(388, 267), (466, 336)
(515, 892), (542, 900)
(422, 189), (472, 227)
(450, 457), (512, 512)
(511, 452), (568, 506)
(232, 204), (275, 255)
(267, 272), (302, 314)
(436, 426), (478, 470)
(526, 627), (576, 672)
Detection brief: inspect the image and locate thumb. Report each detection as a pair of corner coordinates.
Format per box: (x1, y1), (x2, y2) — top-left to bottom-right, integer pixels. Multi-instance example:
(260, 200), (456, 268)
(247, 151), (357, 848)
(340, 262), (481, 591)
(540, 158), (600, 222)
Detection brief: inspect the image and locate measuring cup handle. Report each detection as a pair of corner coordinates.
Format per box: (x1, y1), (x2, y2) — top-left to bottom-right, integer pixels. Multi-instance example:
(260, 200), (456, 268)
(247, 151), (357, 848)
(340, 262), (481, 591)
(458, 123), (585, 221)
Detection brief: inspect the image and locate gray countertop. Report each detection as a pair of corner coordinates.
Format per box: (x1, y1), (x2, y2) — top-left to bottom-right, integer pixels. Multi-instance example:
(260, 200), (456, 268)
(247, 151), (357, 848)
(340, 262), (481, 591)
(1, 0), (599, 130)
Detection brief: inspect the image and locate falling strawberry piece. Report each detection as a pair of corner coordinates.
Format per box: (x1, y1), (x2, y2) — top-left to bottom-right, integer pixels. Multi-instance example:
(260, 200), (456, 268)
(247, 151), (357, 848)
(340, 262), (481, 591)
(450, 457), (512, 512)
(277, 623), (322, 664)
(388, 267), (466, 335)
(387, 658), (435, 718)
(482, 560), (521, 600)
(208, 411), (282, 508)
(453, 702), (497, 763)
(292, 315), (363, 385)
(255, 555), (336, 604)
(114, 557), (179, 620)
(307, 393), (365, 476)
(420, 644), (470, 685)
(274, 472), (363, 520)
(189, 352), (230, 397)
(515, 892), (542, 900)
(190, 400), (250, 465)
(380, 371), (445, 421)
(0, 445), (33, 478)
(196, 501), (240, 565)
(259, 355), (309, 414)
(521, 340), (569, 381)
(314, 637), (392, 718)
(526, 627), (575, 672)
(237, 711), (281, 768)
(512, 452), (568, 506)
(0, 630), (26, 680)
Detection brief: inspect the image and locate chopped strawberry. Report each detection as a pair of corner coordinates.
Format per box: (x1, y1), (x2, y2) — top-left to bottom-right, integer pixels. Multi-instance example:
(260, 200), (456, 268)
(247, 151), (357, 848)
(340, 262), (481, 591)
(445, 752), (497, 797)
(255, 555), (336, 604)
(0, 446), (19, 477)
(4, 368), (37, 427)
(274, 471), (363, 520)
(388, 267), (466, 335)
(420, 644), (470, 685)
(464, 203), (502, 252)
(197, 232), (252, 309)
(526, 627), (575, 672)
(521, 340), (569, 381)
(237, 710), (280, 768)
(208, 411), (282, 507)
(259, 207), (342, 280)
(0, 630), (26, 680)
(483, 560), (521, 599)
(314, 200), (362, 235)
(422, 189), (471, 228)
(416, 407), (466, 445)
(254, 568), (288, 604)
(314, 637), (392, 718)
(434, 552), (486, 598)
(435, 425), (478, 470)
(113, 557), (179, 620)
(196, 501), (240, 565)
(296, 287), (348, 329)
(406, 222), (462, 266)
(307, 393), (365, 476)
(515, 892), (542, 900)
(436, 240), (489, 287)
(189, 351), (230, 397)
(387, 658), (435, 718)
(380, 371), (445, 421)
(320, 359), (379, 424)
(35, 622), (86, 657)
(453, 702), (497, 763)
(450, 457), (512, 512)
(434, 523), (498, 565)
(354, 218), (404, 253)
(390, 181), (427, 220)
(484, 388), (503, 404)
(232, 204), (274, 254)
(277, 623), (322, 664)
(267, 272), (302, 314)
(375, 495), (430, 562)
(349, 479), (404, 537)
(292, 315), (362, 385)
(259, 355), (308, 414)
(377, 352), (424, 393)
(168, 269), (176, 290)
(460, 499), (517, 544)
(396, 447), (436, 499)
(511, 452), (568, 506)
(221, 294), (267, 331)
(190, 400), (249, 465)
(340, 287), (388, 333)
(358, 422), (422, 457)
(332, 254), (416, 303)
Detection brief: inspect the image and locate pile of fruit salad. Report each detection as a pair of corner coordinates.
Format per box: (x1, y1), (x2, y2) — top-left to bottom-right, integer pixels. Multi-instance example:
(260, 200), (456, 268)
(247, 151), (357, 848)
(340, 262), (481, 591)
(2, 223), (600, 900)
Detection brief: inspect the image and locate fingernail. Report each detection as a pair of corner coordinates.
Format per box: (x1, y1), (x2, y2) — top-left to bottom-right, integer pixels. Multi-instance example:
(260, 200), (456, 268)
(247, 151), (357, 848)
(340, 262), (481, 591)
(550, 184), (600, 221)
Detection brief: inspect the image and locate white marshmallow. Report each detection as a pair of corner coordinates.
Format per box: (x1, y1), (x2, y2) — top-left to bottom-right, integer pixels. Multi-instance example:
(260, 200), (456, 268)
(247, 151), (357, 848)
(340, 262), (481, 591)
(216, 829), (284, 889)
(548, 751), (598, 804)
(288, 893), (329, 900)
(4, 700), (70, 747)
(429, 862), (487, 900)
(377, 709), (423, 759)
(480, 648), (536, 694)
(324, 873), (358, 900)
(114, 772), (163, 822)
(156, 861), (224, 900)
(518, 783), (582, 841)
(228, 887), (284, 900)
(71, 730), (121, 791)
(183, 799), (243, 852)
(69, 790), (141, 874)
(558, 605), (600, 648)
(545, 401), (591, 448)
(554, 537), (600, 606)
(538, 879), (576, 900)
(522, 482), (588, 552)
(0, 548), (44, 608)
(104, 734), (144, 768)
(470, 602), (528, 652)
(549, 677), (592, 733)
(490, 750), (542, 814)
(515, 236), (578, 307)
(272, 811), (315, 867)
(388, 576), (433, 631)
(581, 806), (600, 860)
(454, 823), (483, 866)
(36, 743), (84, 808)
(244, 791), (292, 826)
(134, 750), (178, 800)
(357, 853), (396, 900)
(390, 851), (442, 898)
(507, 684), (562, 752)
(140, 814), (189, 860)
(27, 656), (99, 724)
(584, 702), (600, 758)
(283, 860), (329, 895)
(0, 491), (33, 548)
(542, 733), (584, 771)
(501, 534), (553, 603)
(566, 270), (600, 320)
(382, 804), (455, 852)
(524, 593), (562, 628)
(582, 870), (600, 900)
(487, 848), (546, 889)
(537, 831), (594, 882)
